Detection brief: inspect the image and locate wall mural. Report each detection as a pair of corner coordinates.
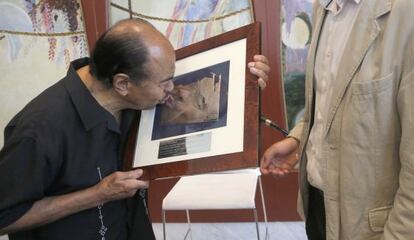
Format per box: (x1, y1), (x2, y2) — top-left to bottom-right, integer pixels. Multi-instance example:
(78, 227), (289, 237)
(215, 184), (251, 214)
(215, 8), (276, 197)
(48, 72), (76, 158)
(110, 0), (254, 49)
(0, 0), (88, 147)
(281, 0), (313, 129)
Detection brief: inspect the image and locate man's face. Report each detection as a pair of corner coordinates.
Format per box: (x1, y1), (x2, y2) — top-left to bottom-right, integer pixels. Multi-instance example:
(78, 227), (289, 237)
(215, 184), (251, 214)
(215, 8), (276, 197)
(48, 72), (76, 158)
(172, 85), (193, 105)
(126, 42), (176, 110)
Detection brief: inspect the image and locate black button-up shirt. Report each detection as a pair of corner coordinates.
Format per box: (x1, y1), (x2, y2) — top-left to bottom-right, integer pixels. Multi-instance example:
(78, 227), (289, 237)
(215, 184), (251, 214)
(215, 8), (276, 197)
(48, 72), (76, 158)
(0, 58), (152, 240)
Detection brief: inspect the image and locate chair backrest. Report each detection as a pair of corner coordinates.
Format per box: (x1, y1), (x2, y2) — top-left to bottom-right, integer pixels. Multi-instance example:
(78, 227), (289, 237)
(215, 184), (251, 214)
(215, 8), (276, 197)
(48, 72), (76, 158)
(162, 168), (261, 210)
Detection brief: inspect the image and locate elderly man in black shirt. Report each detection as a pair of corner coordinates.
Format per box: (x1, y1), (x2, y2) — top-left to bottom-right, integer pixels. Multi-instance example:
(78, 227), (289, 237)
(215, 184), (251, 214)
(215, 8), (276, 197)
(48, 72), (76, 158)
(0, 18), (270, 239)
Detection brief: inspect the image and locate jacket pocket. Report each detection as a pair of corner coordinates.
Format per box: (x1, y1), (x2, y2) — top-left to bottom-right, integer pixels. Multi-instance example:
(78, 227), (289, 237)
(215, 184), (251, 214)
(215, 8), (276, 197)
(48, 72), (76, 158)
(351, 72), (394, 96)
(348, 72), (395, 118)
(368, 205), (392, 232)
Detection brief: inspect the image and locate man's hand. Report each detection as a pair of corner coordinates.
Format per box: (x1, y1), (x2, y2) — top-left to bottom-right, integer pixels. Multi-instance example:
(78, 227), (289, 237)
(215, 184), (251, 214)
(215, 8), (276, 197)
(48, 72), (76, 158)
(261, 137), (299, 177)
(248, 55), (270, 89)
(94, 169), (148, 204)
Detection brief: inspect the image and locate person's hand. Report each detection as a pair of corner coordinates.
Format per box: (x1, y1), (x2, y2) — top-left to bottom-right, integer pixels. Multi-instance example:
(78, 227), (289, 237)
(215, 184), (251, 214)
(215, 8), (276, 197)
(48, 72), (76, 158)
(247, 55), (270, 89)
(260, 137), (299, 177)
(94, 169), (149, 203)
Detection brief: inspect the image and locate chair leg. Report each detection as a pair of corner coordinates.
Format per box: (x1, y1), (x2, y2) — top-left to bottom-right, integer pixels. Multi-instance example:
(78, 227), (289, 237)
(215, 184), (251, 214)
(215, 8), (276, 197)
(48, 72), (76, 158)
(162, 210), (167, 240)
(184, 210), (193, 240)
(259, 177), (269, 240)
(254, 209), (260, 240)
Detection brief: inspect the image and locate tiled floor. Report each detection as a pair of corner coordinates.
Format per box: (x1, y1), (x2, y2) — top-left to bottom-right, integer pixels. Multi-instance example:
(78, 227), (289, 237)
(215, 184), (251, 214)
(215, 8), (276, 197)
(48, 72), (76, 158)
(0, 222), (307, 240)
(154, 222), (307, 240)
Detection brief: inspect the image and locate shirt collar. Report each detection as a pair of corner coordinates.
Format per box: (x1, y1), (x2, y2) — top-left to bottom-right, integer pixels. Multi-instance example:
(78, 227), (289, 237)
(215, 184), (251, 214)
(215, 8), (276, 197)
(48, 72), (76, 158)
(64, 58), (120, 134)
(319, 0), (361, 14)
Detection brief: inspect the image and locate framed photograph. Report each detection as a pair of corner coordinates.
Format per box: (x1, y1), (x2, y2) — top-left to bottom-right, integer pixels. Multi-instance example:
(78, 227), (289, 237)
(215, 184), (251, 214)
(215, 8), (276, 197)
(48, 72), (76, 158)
(123, 22), (261, 180)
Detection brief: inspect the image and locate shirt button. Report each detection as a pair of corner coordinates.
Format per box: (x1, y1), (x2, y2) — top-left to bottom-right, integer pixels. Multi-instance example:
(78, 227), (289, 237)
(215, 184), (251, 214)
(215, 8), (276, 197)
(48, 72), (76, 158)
(326, 51), (332, 58)
(320, 80), (327, 90)
(316, 111), (323, 121)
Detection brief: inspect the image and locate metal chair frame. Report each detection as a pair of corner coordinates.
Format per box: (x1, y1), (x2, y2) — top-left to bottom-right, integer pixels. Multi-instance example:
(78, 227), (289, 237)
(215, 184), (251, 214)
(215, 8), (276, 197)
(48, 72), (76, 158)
(162, 176), (269, 240)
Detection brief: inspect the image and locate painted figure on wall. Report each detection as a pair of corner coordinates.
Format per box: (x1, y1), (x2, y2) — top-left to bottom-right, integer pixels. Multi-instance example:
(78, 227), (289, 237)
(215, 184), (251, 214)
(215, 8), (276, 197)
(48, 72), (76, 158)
(0, 0), (88, 147)
(281, 0), (313, 129)
(110, 0), (253, 49)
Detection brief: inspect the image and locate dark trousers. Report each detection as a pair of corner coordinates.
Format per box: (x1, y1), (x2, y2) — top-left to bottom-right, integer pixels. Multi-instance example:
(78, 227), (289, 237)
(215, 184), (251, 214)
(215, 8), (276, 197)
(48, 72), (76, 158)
(305, 185), (326, 240)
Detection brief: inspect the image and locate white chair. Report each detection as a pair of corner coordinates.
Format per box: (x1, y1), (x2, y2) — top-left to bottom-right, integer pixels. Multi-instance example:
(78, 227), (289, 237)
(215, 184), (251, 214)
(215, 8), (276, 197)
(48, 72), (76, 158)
(162, 168), (268, 240)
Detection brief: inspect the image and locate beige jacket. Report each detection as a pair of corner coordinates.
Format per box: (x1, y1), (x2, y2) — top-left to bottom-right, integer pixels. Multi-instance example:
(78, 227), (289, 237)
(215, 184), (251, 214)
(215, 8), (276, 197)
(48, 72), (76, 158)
(289, 0), (414, 239)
